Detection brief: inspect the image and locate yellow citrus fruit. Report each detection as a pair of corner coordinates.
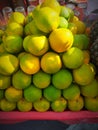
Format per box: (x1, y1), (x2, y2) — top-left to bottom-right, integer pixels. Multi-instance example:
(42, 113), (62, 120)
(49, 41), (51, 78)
(24, 84), (42, 102)
(33, 97), (50, 112)
(51, 97), (67, 112)
(0, 74), (11, 89)
(8, 12), (25, 25)
(72, 16), (79, 23)
(20, 53), (40, 75)
(41, 0), (61, 15)
(23, 35), (49, 56)
(49, 28), (74, 53)
(62, 47), (84, 69)
(52, 69), (72, 89)
(0, 98), (16, 111)
(32, 70), (51, 89)
(32, 6), (60, 33)
(68, 22), (77, 34)
(58, 16), (68, 28)
(73, 20), (86, 34)
(43, 84), (61, 101)
(68, 96), (84, 111)
(5, 22), (23, 36)
(0, 53), (19, 76)
(12, 69), (31, 89)
(5, 86), (23, 102)
(17, 98), (33, 112)
(83, 50), (90, 64)
(41, 52), (62, 74)
(73, 63), (95, 85)
(3, 35), (23, 54)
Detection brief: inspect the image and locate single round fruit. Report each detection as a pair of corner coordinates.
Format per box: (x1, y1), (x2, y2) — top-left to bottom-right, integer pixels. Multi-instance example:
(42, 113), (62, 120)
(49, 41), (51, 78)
(73, 20), (86, 34)
(68, 96), (84, 111)
(0, 74), (11, 89)
(17, 98), (33, 112)
(51, 97), (67, 112)
(59, 16), (68, 28)
(80, 79), (98, 98)
(0, 99), (16, 111)
(20, 53), (40, 75)
(3, 35), (23, 54)
(84, 96), (98, 112)
(5, 22), (23, 36)
(23, 35), (49, 56)
(43, 84), (61, 101)
(24, 84), (42, 102)
(73, 63), (95, 85)
(52, 69), (72, 89)
(68, 22), (77, 34)
(5, 86), (23, 102)
(12, 70), (31, 89)
(63, 83), (80, 100)
(33, 98), (50, 112)
(62, 47), (84, 69)
(0, 53), (19, 76)
(32, 70), (51, 89)
(41, 52), (62, 74)
(8, 12), (25, 25)
(49, 28), (73, 53)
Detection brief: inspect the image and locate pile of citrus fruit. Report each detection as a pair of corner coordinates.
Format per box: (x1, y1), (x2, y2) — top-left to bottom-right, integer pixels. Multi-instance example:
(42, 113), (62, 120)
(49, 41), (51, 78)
(0, 0), (98, 112)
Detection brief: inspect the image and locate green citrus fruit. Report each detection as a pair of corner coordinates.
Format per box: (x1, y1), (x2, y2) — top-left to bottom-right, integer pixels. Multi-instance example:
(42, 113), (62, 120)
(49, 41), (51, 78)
(51, 97), (67, 112)
(52, 69), (72, 89)
(24, 84), (42, 102)
(43, 84), (61, 101)
(63, 83), (80, 100)
(12, 69), (31, 89)
(32, 70), (51, 89)
(62, 47), (84, 69)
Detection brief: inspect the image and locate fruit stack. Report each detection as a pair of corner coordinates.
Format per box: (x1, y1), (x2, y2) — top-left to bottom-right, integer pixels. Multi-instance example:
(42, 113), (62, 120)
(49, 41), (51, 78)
(0, 0), (98, 112)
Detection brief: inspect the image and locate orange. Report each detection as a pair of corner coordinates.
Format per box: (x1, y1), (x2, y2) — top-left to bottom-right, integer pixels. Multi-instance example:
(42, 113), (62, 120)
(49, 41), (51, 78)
(49, 28), (74, 53)
(41, 51), (62, 74)
(19, 53), (40, 75)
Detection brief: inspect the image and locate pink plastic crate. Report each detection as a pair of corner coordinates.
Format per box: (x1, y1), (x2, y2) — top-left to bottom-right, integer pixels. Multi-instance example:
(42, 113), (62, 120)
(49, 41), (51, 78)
(0, 110), (98, 124)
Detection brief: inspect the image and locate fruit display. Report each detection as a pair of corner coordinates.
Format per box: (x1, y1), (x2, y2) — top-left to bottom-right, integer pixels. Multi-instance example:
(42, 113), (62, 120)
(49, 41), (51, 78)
(0, 0), (98, 113)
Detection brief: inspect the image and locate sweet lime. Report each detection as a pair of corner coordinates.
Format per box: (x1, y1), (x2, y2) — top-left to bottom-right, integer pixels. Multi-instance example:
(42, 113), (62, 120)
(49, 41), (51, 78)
(24, 84), (42, 102)
(32, 70), (51, 89)
(52, 69), (73, 89)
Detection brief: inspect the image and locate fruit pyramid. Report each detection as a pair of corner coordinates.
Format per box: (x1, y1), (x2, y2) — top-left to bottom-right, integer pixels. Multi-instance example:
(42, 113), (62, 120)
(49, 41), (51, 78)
(0, 0), (98, 112)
